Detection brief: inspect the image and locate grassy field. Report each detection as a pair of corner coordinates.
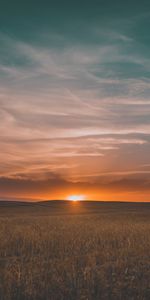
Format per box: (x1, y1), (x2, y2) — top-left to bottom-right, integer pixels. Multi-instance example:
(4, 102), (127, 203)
(0, 201), (150, 300)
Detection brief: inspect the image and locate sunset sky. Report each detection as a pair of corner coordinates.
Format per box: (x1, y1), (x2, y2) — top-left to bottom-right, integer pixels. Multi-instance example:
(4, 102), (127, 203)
(0, 0), (150, 201)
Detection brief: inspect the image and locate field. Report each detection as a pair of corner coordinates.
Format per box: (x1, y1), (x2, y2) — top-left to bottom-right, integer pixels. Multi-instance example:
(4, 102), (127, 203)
(0, 201), (150, 300)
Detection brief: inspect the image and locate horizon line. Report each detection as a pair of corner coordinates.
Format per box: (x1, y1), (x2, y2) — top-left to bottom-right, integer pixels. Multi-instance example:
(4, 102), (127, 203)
(0, 198), (150, 204)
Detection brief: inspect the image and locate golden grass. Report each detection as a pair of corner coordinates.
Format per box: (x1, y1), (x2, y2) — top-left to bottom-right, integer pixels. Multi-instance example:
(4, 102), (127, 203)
(0, 202), (150, 300)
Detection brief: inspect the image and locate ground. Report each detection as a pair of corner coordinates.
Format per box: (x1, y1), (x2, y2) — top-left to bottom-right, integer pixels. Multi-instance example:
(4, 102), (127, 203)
(0, 201), (150, 300)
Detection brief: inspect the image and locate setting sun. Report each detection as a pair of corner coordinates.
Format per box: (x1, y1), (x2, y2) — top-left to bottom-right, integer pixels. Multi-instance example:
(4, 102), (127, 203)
(67, 195), (85, 201)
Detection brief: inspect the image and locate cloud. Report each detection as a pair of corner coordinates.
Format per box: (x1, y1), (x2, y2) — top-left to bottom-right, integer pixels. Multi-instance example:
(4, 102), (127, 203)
(0, 170), (150, 201)
(0, 31), (150, 192)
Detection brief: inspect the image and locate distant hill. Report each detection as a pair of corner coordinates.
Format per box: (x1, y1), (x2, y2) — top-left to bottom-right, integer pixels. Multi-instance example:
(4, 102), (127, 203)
(0, 199), (150, 218)
(0, 200), (34, 206)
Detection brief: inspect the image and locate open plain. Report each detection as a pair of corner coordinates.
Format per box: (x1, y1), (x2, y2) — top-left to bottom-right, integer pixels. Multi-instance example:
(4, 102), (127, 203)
(0, 201), (150, 300)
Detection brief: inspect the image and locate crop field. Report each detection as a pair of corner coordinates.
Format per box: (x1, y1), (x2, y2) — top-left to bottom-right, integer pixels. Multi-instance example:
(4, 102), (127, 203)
(0, 201), (150, 300)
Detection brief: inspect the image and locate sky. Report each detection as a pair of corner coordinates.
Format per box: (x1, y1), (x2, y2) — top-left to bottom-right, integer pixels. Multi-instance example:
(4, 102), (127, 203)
(0, 0), (150, 201)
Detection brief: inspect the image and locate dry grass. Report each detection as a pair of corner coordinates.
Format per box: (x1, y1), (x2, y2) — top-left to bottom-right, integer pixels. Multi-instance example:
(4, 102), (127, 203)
(0, 201), (150, 300)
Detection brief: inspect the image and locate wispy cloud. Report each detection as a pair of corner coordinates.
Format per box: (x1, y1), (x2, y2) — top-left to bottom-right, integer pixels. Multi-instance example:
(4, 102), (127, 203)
(0, 31), (150, 190)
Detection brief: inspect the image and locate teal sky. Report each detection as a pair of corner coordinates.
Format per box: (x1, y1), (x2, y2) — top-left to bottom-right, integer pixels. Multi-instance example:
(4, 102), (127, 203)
(0, 0), (150, 200)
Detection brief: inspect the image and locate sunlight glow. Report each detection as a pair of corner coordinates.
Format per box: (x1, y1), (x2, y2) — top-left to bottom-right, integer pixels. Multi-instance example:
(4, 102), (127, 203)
(67, 195), (85, 201)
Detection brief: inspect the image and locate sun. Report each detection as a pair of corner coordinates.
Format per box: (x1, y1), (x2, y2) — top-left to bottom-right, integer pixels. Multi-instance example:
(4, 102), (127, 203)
(67, 195), (85, 201)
